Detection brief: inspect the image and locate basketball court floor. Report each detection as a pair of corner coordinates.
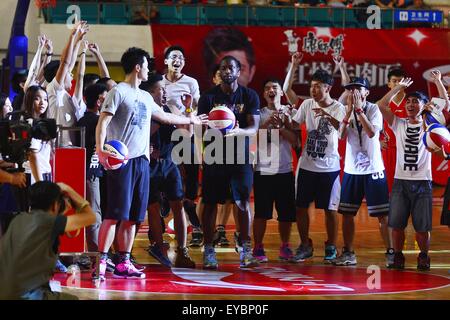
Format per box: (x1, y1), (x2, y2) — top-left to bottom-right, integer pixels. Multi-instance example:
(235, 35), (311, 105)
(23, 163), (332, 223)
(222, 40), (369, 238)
(53, 187), (450, 300)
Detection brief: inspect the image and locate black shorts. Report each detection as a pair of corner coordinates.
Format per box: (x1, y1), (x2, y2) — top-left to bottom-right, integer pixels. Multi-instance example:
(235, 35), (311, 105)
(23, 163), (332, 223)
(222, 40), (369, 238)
(441, 177), (450, 226)
(149, 159), (184, 205)
(105, 156), (149, 222)
(254, 171), (296, 222)
(202, 163), (253, 205)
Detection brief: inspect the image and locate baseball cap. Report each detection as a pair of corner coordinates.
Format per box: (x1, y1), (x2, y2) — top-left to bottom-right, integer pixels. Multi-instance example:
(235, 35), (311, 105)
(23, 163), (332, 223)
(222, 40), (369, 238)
(344, 77), (370, 90)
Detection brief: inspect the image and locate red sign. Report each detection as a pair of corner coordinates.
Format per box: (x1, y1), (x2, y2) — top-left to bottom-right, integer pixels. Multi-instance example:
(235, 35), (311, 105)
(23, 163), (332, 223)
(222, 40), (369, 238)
(151, 25), (450, 185)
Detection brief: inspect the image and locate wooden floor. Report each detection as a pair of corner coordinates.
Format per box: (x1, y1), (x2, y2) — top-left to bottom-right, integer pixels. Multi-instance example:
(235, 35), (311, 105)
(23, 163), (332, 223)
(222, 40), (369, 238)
(60, 187), (450, 300)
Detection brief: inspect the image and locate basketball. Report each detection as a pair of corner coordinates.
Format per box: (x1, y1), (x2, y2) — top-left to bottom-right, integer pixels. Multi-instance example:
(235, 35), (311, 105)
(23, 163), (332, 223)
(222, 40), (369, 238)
(422, 123), (450, 151)
(207, 106), (236, 134)
(423, 110), (450, 126)
(103, 140), (129, 170)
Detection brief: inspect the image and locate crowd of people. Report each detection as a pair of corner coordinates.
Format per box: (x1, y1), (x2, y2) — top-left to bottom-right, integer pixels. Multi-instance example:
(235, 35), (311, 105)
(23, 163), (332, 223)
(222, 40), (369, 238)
(0, 20), (449, 300)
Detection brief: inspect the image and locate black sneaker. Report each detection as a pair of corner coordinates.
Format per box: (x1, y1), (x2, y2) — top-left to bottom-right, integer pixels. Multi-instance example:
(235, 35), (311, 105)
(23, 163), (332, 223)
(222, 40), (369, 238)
(189, 229), (203, 247)
(213, 225), (230, 247)
(391, 252), (405, 270)
(417, 252), (431, 271)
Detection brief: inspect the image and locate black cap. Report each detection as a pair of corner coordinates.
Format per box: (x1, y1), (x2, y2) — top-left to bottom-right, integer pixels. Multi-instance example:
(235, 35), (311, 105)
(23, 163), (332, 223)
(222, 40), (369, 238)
(344, 77), (370, 89)
(405, 91), (429, 104)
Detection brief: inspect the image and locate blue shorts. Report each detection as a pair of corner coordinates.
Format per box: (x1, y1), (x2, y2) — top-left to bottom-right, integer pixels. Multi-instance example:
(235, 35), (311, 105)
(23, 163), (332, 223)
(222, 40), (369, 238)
(339, 171), (389, 217)
(149, 159), (184, 205)
(105, 156), (149, 222)
(295, 168), (341, 211)
(388, 179), (433, 232)
(202, 164), (253, 205)
(254, 171), (296, 222)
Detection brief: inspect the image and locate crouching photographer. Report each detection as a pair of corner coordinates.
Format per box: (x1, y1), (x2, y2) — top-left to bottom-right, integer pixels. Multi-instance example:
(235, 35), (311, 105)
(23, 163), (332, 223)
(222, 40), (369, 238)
(0, 181), (95, 300)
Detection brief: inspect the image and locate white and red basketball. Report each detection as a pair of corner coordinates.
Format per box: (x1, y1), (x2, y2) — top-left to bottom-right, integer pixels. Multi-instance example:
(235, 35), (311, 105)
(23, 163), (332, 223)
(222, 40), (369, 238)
(103, 140), (129, 170)
(208, 106), (236, 134)
(422, 123), (450, 151)
(423, 109), (450, 126)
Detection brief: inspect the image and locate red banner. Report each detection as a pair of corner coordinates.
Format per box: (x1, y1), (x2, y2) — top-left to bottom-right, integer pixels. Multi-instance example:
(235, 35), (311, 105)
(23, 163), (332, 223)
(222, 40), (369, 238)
(151, 25), (450, 185)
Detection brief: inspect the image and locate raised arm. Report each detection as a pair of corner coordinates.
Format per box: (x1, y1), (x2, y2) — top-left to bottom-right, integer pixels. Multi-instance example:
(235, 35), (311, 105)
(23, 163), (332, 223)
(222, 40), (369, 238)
(283, 52), (303, 106)
(88, 43), (110, 78)
(376, 77), (413, 126)
(333, 55), (350, 86)
(353, 90), (376, 138)
(430, 70), (450, 111)
(37, 36), (53, 85)
(73, 40), (88, 104)
(55, 21), (89, 86)
(23, 35), (45, 92)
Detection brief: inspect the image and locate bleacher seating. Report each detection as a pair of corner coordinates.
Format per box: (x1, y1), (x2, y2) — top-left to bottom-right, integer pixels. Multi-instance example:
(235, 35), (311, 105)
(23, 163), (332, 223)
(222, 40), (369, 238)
(42, 2), (447, 29)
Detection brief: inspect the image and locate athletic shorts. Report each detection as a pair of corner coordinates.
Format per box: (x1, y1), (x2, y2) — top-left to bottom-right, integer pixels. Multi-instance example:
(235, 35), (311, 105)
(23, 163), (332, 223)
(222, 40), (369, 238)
(149, 159), (184, 205)
(338, 171), (389, 217)
(441, 177), (450, 226)
(105, 156), (149, 222)
(254, 171), (296, 222)
(202, 163), (253, 205)
(295, 168), (340, 211)
(388, 179), (432, 232)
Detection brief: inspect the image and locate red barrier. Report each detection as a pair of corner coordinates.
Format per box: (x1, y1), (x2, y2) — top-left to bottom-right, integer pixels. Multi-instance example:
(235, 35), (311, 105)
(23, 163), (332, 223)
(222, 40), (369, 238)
(53, 148), (86, 252)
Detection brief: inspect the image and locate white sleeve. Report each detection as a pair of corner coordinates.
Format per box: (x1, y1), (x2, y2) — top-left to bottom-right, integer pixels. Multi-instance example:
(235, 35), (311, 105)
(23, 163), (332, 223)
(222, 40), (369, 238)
(370, 105), (383, 132)
(29, 138), (42, 152)
(46, 78), (64, 120)
(333, 104), (346, 122)
(292, 100), (308, 125)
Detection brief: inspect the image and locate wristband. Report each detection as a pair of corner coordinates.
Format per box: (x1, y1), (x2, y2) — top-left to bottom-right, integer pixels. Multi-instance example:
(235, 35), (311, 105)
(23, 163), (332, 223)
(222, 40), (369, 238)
(342, 119), (350, 125)
(45, 52), (53, 56)
(355, 108), (363, 115)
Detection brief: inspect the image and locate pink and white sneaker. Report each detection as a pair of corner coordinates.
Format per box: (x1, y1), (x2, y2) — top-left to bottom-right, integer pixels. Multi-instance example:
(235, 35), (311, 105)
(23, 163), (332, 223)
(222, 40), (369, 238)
(113, 260), (146, 279)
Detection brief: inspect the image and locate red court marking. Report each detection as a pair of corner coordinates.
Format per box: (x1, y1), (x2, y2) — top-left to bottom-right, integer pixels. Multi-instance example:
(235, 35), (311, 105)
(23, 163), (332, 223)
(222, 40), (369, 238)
(54, 264), (450, 297)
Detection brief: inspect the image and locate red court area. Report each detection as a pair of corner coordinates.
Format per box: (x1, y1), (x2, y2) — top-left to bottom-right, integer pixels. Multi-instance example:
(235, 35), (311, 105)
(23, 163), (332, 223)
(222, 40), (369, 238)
(53, 264), (450, 297)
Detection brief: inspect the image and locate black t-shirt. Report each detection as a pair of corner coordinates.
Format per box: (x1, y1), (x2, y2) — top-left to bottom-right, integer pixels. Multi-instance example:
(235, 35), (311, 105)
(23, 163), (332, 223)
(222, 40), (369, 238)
(77, 111), (103, 178)
(150, 105), (177, 162)
(198, 84), (260, 164)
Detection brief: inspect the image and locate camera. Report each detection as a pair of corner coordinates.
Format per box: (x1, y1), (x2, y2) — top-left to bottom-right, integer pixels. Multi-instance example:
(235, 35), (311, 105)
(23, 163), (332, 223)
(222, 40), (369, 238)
(0, 111), (57, 169)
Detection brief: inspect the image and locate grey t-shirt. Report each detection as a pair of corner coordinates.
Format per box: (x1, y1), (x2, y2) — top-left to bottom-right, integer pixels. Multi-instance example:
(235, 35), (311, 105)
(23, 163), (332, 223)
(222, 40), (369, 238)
(101, 82), (160, 160)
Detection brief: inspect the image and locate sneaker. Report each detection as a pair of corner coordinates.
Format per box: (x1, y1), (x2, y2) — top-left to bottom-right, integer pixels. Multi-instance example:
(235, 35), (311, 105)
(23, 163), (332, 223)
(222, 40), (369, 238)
(160, 194), (170, 218)
(105, 258), (115, 273)
(385, 248), (395, 268)
(240, 241), (259, 268)
(253, 244), (268, 263)
(279, 244), (294, 261)
(417, 252), (431, 271)
(130, 254), (146, 272)
(174, 247), (196, 268)
(391, 252), (405, 270)
(189, 229), (203, 247)
(55, 259), (68, 273)
(203, 244), (218, 269)
(113, 260), (146, 279)
(147, 243), (173, 268)
(91, 259), (107, 281)
(213, 225), (230, 247)
(333, 248), (357, 266)
(324, 243), (338, 262)
(234, 231), (243, 253)
(292, 239), (314, 262)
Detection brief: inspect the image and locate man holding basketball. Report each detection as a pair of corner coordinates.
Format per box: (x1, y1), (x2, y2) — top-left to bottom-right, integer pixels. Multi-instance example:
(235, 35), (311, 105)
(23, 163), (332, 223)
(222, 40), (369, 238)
(95, 47), (206, 281)
(198, 55), (260, 269)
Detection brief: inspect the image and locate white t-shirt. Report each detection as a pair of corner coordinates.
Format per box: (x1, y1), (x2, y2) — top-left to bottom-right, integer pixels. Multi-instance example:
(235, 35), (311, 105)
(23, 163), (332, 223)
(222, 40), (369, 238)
(23, 138), (52, 184)
(390, 117), (432, 180)
(293, 99), (345, 172)
(162, 74), (200, 116)
(101, 82), (160, 160)
(256, 106), (293, 174)
(343, 101), (385, 175)
(46, 78), (85, 146)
